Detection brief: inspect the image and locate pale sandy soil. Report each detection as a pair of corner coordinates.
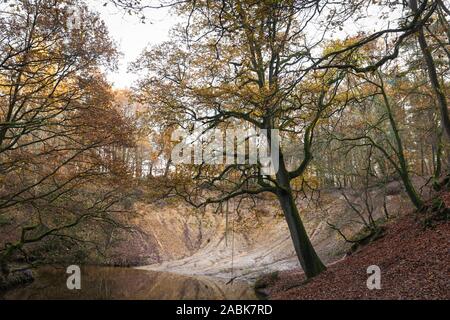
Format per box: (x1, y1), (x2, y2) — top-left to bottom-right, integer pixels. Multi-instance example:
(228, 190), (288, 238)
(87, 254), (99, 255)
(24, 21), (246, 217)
(136, 182), (414, 281)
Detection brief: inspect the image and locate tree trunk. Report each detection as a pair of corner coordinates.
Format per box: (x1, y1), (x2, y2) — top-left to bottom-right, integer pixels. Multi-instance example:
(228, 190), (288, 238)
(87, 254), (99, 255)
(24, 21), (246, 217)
(380, 77), (425, 210)
(164, 158), (172, 177)
(276, 189), (327, 278)
(434, 130), (443, 179)
(275, 156), (326, 278)
(0, 258), (9, 278)
(0, 247), (13, 279)
(410, 0), (450, 140)
(400, 172), (424, 209)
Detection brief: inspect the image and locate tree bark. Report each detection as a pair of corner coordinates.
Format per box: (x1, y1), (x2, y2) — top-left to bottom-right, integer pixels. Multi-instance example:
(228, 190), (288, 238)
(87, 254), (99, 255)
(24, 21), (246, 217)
(410, 0), (450, 140)
(276, 189), (327, 278)
(275, 156), (326, 278)
(379, 74), (425, 210)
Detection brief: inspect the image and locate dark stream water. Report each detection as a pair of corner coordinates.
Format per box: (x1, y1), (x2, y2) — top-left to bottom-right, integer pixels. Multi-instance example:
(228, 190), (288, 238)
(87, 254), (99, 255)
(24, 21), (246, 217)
(1, 266), (257, 300)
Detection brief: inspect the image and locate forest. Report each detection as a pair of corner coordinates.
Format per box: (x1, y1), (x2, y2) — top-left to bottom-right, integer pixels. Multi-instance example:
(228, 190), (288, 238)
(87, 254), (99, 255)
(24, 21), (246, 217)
(0, 0), (448, 300)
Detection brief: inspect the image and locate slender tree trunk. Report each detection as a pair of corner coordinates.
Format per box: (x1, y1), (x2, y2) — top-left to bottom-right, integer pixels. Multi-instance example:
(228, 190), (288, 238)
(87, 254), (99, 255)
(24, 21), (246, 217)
(420, 143), (425, 176)
(400, 172), (424, 209)
(275, 157), (326, 278)
(276, 189), (326, 278)
(164, 158), (172, 177)
(0, 258), (8, 278)
(434, 128), (443, 179)
(410, 0), (450, 140)
(380, 76), (425, 209)
(0, 246), (14, 279)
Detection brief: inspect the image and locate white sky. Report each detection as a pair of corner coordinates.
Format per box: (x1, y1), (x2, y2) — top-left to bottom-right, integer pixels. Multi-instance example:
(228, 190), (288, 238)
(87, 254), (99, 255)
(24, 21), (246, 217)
(87, 1), (175, 89)
(86, 1), (401, 89)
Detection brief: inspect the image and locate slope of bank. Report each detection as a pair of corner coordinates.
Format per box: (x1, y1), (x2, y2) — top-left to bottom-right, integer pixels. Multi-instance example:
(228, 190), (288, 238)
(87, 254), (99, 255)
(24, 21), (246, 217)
(136, 181), (415, 281)
(259, 213), (449, 300)
(0, 180), (421, 291)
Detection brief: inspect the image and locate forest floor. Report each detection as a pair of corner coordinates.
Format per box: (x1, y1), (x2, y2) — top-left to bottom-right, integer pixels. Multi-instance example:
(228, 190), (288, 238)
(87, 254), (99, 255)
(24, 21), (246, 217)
(259, 211), (450, 300)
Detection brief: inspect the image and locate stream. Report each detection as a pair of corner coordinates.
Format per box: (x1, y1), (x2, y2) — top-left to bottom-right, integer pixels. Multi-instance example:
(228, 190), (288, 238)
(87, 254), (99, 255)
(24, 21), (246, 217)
(0, 266), (257, 300)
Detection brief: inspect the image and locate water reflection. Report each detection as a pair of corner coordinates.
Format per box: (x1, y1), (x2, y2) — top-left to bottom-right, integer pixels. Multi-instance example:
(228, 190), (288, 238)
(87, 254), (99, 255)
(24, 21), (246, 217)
(1, 266), (257, 300)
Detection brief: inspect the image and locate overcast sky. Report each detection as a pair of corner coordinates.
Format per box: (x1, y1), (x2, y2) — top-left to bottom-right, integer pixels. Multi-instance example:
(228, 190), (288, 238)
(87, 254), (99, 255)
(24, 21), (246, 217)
(86, 1), (401, 90)
(87, 1), (175, 89)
